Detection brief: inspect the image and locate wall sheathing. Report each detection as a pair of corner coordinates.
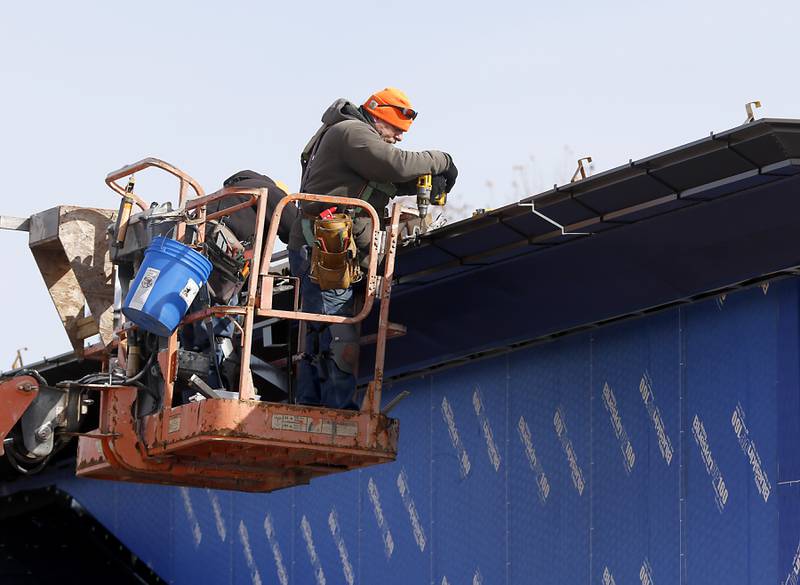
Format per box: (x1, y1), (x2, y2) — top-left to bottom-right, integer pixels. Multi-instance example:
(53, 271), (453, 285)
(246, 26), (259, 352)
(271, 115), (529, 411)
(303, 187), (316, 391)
(60, 276), (800, 584)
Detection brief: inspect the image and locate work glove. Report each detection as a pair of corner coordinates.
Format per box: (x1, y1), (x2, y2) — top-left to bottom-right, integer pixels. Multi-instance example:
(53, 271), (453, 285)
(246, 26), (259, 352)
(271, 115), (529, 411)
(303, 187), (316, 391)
(431, 175), (448, 198)
(442, 158), (458, 192)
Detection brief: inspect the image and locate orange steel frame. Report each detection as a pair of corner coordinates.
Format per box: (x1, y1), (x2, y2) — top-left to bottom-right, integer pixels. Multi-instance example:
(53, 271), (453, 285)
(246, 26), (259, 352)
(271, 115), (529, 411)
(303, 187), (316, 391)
(105, 158), (399, 412)
(0, 376), (40, 456)
(76, 158), (402, 491)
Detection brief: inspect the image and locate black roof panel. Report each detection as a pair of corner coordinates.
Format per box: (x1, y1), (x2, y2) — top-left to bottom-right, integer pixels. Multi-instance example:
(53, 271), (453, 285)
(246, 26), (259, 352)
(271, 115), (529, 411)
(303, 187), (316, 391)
(369, 119), (800, 378)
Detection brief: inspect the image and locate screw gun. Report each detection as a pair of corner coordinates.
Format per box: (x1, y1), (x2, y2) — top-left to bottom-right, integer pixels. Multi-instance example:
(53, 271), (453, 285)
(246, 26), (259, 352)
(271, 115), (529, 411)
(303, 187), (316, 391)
(416, 174), (447, 219)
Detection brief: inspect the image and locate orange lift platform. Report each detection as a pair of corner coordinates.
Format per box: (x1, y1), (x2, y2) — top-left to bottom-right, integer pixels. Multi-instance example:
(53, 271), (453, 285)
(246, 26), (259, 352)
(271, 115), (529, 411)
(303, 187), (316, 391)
(57, 159), (404, 492)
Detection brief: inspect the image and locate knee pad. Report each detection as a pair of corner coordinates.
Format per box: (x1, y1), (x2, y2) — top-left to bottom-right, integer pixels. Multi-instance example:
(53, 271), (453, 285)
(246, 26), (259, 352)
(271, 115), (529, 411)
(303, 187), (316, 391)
(328, 323), (360, 374)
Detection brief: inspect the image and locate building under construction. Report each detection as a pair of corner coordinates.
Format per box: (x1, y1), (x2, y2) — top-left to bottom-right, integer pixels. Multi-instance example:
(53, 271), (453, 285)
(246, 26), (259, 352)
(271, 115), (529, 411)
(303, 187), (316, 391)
(2, 116), (800, 584)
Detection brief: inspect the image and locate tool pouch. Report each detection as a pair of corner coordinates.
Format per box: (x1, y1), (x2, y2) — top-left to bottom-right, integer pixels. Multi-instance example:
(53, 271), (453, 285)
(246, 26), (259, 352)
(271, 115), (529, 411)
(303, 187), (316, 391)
(310, 214), (362, 290)
(205, 221), (247, 303)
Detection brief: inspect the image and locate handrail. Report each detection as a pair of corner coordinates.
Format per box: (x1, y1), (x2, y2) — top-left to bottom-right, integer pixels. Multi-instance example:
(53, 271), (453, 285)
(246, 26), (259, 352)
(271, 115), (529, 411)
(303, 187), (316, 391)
(256, 193), (382, 325)
(105, 157), (206, 211)
(107, 160), (397, 417)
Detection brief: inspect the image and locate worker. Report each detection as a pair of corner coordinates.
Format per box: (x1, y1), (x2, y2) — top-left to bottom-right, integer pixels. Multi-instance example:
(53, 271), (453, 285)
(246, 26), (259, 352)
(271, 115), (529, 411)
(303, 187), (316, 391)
(288, 87), (458, 410)
(205, 171), (297, 304)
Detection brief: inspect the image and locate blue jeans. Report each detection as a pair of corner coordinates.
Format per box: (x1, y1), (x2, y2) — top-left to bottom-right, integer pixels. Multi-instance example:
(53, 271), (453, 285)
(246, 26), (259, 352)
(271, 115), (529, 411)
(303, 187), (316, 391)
(289, 247), (359, 410)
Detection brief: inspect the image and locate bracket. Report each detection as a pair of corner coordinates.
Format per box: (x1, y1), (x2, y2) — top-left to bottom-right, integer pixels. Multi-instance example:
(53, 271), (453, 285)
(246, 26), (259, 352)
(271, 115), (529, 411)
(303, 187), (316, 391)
(11, 347), (27, 370)
(571, 157), (593, 182)
(745, 100), (762, 123)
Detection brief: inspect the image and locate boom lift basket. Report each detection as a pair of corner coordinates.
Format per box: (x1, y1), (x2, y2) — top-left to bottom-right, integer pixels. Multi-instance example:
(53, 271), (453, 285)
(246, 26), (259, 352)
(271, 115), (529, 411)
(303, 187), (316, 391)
(73, 158), (402, 492)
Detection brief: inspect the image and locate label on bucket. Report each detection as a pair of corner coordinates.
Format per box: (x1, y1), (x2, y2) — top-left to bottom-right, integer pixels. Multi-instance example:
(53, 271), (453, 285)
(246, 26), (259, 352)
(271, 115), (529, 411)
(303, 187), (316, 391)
(128, 267), (161, 310)
(179, 278), (200, 307)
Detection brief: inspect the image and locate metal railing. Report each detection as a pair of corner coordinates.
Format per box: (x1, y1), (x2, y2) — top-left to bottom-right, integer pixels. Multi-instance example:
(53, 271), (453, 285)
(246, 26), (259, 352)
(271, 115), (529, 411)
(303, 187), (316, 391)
(106, 158), (401, 426)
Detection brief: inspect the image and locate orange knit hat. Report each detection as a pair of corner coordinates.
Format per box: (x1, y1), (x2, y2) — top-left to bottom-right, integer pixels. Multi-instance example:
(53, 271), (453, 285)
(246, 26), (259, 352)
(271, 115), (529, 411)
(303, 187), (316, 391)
(363, 87), (417, 132)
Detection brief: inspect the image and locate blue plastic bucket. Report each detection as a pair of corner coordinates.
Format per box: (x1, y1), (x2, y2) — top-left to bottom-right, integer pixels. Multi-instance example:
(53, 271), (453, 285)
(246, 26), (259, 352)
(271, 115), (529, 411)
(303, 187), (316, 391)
(122, 237), (213, 337)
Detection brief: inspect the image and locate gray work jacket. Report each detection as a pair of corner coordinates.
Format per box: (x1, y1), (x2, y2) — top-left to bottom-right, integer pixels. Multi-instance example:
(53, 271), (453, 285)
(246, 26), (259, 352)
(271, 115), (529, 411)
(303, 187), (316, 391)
(289, 99), (451, 251)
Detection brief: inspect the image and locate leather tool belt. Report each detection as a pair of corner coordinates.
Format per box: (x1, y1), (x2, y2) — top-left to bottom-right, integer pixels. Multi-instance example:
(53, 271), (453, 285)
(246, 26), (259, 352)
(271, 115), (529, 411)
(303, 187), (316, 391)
(309, 213), (363, 290)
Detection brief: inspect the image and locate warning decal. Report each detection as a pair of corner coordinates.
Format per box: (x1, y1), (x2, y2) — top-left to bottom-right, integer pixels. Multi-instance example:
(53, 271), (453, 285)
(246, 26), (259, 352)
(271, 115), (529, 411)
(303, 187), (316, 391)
(128, 267), (161, 310)
(179, 278), (200, 307)
(271, 414), (358, 437)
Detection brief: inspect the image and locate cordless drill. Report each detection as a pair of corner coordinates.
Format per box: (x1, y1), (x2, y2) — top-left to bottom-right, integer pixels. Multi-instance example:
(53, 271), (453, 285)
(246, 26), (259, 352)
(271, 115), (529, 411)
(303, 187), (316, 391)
(416, 174), (448, 219)
(416, 174), (432, 219)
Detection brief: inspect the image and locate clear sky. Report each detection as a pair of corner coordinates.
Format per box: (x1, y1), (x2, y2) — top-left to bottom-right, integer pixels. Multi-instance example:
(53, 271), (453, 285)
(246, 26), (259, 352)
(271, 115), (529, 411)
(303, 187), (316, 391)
(0, 0), (796, 366)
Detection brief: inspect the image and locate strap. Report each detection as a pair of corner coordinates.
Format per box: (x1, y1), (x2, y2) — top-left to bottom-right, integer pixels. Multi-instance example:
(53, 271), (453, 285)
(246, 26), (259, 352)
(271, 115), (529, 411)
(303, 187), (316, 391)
(301, 218), (315, 247)
(360, 180), (398, 204)
(300, 124), (330, 192)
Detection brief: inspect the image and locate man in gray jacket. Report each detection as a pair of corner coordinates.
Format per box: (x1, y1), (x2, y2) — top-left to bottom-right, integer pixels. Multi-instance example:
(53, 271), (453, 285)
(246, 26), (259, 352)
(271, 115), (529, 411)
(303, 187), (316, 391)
(289, 87), (457, 410)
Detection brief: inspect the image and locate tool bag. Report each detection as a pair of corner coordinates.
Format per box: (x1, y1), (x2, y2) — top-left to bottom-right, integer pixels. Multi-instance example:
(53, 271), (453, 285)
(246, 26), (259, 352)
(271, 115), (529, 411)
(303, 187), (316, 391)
(309, 213), (362, 290)
(205, 221), (247, 303)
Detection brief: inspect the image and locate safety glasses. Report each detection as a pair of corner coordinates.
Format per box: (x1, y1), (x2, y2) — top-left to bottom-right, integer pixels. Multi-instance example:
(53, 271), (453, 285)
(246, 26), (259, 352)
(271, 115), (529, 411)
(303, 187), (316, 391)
(376, 104), (418, 120)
